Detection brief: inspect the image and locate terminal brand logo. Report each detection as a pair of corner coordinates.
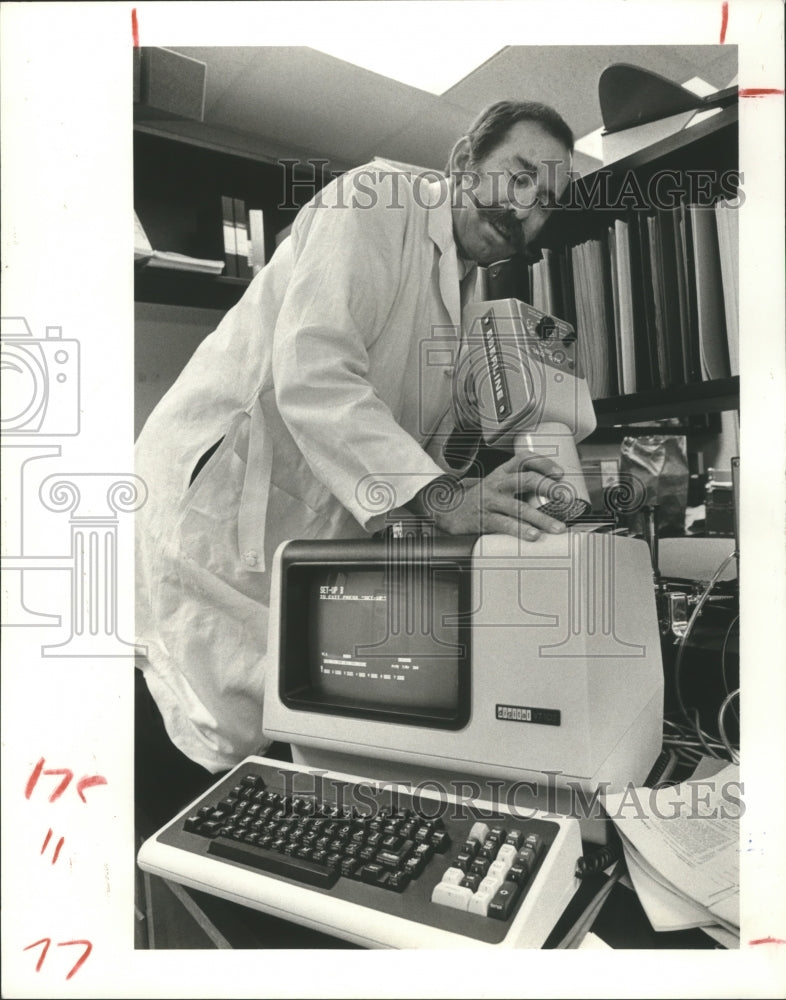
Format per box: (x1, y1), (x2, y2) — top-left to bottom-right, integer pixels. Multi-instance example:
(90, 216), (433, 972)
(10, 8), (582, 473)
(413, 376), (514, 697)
(496, 704), (561, 726)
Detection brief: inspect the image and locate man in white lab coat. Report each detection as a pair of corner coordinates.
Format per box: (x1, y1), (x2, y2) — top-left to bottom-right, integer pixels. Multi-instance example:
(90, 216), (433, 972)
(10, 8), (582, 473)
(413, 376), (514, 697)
(135, 101), (575, 823)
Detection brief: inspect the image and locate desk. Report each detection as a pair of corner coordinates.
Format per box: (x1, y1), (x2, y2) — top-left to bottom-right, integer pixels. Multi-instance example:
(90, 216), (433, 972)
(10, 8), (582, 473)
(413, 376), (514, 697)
(136, 865), (722, 951)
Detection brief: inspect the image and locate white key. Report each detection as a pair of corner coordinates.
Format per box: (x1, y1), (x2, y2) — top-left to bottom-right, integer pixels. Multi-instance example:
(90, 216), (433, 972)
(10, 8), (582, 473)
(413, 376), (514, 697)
(487, 858), (512, 882)
(467, 875), (503, 916)
(441, 867), (465, 886)
(431, 882), (473, 911)
(468, 822), (490, 845)
(488, 845), (518, 882)
(497, 844), (518, 867)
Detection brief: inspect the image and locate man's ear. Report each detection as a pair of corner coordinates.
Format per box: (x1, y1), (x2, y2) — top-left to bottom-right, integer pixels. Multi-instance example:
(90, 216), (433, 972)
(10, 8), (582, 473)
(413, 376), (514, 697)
(448, 136), (472, 176)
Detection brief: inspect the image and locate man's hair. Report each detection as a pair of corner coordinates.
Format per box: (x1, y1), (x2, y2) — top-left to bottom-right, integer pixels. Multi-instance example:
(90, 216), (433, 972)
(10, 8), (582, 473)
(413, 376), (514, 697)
(464, 100), (575, 164)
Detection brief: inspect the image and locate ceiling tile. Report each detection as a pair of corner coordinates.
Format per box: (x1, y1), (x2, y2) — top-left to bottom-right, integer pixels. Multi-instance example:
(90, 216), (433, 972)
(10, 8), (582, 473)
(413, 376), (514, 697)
(155, 45), (738, 174)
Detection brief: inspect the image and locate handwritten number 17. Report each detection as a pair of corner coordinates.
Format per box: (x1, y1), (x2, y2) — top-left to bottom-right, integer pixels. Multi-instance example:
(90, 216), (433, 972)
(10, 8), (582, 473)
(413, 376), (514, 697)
(23, 938), (93, 980)
(25, 758), (107, 802)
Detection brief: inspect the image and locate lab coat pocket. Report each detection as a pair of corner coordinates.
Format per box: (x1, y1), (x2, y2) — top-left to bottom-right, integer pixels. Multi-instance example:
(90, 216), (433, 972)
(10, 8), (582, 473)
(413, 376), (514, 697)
(174, 419), (252, 582)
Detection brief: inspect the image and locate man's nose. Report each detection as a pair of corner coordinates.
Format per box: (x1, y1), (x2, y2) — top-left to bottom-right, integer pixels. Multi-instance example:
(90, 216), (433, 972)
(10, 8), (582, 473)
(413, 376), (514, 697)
(510, 204), (546, 243)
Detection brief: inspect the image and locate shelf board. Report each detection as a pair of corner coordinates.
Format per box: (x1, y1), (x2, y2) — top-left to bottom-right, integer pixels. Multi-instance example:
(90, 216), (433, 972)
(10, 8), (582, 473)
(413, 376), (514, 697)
(135, 266), (249, 310)
(593, 377), (739, 426)
(582, 103), (738, 184)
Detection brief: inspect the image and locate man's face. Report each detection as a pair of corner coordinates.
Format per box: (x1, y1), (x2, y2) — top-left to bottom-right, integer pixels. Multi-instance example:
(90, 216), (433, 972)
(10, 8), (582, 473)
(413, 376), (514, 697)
(450, 120), (572, 266)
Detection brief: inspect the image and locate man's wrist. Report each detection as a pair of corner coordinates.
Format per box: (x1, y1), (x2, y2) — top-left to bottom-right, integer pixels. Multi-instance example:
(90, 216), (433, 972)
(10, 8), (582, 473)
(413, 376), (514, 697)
(407, 474), (463, 519)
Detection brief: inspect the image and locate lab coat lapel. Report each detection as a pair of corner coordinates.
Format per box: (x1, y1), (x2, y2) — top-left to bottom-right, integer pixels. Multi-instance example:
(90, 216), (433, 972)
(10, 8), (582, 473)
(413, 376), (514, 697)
(425, 177), (462, 333)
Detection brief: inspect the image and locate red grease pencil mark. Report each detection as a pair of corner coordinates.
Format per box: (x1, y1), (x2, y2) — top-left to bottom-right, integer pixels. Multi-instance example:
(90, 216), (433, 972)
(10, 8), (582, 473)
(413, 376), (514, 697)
(131, 8), (139, 47)
(720, 1), (728, 44)
(739, 88), (784, 98)
(58, 940), (93, 980)
(40, 827), (66, 863)
(25, 758), (45, 798)
(24, 938), (51, 972)
(23, 938), (93, 979)
(749, 936), (786, 946)
(76, 774), (108, 802)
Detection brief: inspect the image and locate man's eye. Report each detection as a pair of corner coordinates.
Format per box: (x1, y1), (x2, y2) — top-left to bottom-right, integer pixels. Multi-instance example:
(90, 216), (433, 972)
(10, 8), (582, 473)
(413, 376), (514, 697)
(511, 170), (537, 187)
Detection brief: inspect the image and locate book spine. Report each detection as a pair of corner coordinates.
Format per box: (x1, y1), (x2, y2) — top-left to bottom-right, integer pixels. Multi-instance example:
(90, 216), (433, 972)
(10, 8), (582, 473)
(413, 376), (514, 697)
(614, 218), (637, 395)
(233, 198), (253, 280)
(714, 200), (739, 377)
(678, 200), (701, 383)
(221, 195), (238, 277)
(248, 208), (266, 275)
(689, 204), (731, 382)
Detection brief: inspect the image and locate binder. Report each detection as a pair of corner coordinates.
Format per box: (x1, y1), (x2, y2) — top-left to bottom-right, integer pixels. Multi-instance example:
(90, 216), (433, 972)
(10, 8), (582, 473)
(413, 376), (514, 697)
(221, 195), (238, 277)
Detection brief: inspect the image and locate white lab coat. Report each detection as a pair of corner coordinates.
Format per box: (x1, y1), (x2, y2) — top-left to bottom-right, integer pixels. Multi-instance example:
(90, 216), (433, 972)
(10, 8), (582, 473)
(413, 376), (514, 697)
(135, 165), (482, 772)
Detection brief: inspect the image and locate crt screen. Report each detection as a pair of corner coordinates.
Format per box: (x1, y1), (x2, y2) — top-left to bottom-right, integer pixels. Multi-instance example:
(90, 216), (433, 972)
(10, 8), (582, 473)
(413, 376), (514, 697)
(306, 565), (463, 718)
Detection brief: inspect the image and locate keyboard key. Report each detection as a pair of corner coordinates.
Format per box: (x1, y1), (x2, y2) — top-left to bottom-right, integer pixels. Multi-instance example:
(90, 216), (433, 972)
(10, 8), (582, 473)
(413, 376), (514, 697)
(478, 842), (500, 863)
(208, 837), (338, 888)
(460, 872), (483, 893)
(524, 833), (543, 858)
(404, 856), (424, 879)
(340, 858), (359, 878)
(241, 774), (265, 790)
(487, 858), (513, 882)
(430, 830), (450, 853)
(505, 830), (524, 850)
(467, 875), (504, 916)
(455, 851), (474, 872)
(507, 862), (530, 885)
(387, 871), (411, 893)
(399, 820), (418, 839)
(488, 880), (522, 921)
(413, 842), (434, 863)
(360, 862), (386, 886)
(431, 883), (473, 912)
(376, 839), (414, 868)
(468, 822), (490, 845)
(441, 867), (465, 886)
(496, 844), (518, 867)
(517, 846), (537, 870)
(469, 857), (490, 878)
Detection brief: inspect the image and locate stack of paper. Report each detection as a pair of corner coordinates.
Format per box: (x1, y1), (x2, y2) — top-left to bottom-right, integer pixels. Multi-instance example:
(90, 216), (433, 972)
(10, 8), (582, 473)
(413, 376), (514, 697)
(134, 209), (225, 275)
(603, 761), (741, 948)
(145, 251), (225, 275)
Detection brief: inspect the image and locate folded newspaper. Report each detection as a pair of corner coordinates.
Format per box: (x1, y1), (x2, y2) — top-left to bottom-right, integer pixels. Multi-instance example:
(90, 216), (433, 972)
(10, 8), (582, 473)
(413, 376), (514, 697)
(603, 761), (741, 945)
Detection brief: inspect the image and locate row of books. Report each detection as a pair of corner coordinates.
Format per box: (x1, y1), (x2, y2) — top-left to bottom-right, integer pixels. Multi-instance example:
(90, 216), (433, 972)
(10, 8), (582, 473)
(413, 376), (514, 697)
(220, 196), (266, 279)
(529, 198), (739, 400)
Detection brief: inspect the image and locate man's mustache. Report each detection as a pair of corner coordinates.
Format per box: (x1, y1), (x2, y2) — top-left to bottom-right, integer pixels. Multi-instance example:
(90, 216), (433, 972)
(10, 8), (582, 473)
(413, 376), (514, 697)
(477, 207), (528, 254)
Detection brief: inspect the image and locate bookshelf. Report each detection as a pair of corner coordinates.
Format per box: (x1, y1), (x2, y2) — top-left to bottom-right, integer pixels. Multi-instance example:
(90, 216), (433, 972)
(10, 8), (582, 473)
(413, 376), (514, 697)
(135, 107), (740, 442)
(539, 104), (740, 439)
(134, 126), (333, 309)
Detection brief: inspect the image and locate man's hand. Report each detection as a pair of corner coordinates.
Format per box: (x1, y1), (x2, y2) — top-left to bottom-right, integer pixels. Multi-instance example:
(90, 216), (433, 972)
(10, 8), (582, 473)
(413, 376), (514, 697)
(409, 452), (568, 540)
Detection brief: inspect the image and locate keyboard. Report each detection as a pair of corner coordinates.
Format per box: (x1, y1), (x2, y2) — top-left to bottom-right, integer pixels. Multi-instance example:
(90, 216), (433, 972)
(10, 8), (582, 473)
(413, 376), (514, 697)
(137, 757), (582, 949)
